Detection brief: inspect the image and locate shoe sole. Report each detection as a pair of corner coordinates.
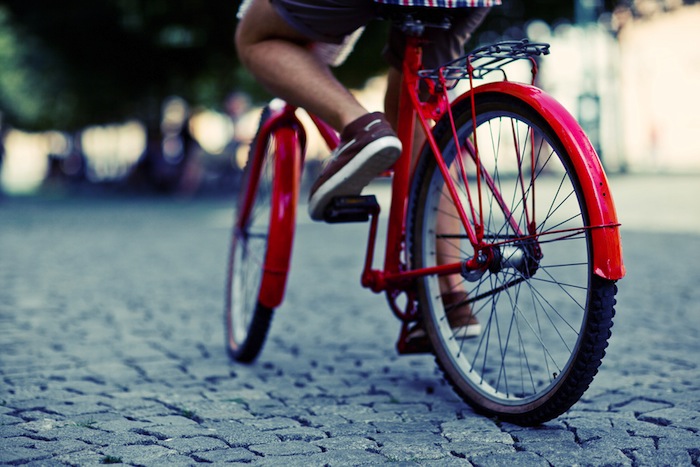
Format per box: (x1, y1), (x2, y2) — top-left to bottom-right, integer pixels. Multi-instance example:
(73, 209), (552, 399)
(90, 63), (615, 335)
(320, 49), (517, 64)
(408, 323), (482, 341)
(308, 136), (401, 221)
(452, 323), (482, 340)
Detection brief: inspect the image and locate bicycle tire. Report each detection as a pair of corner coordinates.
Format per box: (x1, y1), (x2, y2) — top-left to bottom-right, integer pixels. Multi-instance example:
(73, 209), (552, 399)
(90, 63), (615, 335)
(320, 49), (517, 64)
(408, 92), (617, 425)
(224, 106), (296, 363)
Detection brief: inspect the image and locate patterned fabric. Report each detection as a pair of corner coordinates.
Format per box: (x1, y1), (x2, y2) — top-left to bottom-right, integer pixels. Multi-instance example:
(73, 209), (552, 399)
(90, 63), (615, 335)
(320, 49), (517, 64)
(374, 0), (501, 6)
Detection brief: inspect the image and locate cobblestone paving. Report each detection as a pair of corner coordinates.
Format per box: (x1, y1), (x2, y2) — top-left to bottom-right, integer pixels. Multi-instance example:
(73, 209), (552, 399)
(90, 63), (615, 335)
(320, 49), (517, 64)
(1, 175), (699, 466)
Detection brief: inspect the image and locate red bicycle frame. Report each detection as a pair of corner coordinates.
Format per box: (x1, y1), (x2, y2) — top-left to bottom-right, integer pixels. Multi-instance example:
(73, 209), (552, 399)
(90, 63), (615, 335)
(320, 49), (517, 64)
(252, 35), (625, 313)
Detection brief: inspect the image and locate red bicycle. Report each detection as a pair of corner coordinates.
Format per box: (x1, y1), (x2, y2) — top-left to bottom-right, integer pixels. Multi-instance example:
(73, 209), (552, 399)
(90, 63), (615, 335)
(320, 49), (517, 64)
(224, 12), (625, 426)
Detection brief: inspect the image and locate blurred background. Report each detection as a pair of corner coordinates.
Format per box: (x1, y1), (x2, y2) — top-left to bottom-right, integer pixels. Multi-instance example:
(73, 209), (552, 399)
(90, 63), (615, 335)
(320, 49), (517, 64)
(0, 0), (698, 198)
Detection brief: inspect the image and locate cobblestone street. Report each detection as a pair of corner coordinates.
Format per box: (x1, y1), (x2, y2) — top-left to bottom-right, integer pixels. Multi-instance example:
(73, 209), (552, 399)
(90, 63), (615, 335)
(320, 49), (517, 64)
(1, 174), (699, 466)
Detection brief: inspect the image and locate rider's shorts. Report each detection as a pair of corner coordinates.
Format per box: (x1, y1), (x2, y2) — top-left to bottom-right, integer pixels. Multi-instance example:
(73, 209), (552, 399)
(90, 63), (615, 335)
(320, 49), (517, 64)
(269, 0), (491, 69)
(270, 0), (377, 44)
(383, 7), (490, 69)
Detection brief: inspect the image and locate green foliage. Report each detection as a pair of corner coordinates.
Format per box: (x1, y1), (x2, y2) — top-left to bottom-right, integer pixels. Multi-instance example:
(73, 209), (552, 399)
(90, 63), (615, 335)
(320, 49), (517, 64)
(0, 6), (65, 129)
(73, 419), (98, 429)
(1, 0), (241, 130)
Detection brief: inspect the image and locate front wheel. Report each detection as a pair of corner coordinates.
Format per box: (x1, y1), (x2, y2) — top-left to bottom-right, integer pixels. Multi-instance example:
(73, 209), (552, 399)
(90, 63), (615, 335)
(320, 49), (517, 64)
(224, 107), (300, 363)
(408, 92), (617, 425)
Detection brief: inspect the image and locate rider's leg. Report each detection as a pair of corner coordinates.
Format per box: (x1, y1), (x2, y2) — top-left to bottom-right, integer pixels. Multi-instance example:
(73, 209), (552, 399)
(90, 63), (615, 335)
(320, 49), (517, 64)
(386, 8), (492, 276)
(385, 69), (463, 296)
(237, 0), (401, 220)
(386, 74), (476, 336)
(235, 0), (366, 132)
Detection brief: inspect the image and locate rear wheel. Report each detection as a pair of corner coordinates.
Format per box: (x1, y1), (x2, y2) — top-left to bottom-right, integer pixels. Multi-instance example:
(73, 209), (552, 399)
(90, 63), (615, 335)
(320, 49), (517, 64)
(409, 93), (617, 425)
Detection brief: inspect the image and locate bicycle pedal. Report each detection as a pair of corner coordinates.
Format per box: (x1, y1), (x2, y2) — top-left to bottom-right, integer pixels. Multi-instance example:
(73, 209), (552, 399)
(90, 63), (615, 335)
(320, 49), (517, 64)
(323, 195), (380, 223)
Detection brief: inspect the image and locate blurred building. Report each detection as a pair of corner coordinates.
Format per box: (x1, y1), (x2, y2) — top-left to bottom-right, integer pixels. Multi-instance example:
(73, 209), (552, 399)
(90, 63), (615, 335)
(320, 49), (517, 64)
(613, 1), (700, 172)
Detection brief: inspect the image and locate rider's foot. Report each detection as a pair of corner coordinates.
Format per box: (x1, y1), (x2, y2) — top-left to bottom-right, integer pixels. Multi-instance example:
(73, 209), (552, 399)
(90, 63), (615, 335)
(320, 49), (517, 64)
(308, 112), (401, 221)
(443, 291), (481, 338)
(407, 291), (481, 342)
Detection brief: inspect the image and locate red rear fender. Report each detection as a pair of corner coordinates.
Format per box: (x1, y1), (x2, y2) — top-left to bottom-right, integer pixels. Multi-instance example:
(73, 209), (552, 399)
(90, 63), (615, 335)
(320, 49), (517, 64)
(453, 82), (625, 280)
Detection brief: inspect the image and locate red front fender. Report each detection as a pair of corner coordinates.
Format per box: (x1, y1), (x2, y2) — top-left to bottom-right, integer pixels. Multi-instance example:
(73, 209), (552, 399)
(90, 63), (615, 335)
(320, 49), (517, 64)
(252, 105), (305, 309)
(453, 82), (625, 280)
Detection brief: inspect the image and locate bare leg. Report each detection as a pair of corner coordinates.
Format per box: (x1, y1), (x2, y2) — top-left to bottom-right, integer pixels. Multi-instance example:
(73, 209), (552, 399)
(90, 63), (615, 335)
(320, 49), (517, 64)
(385, 68), (463, 296)
(383, 68), (401, 131)
(235, 0), (366, 132)
(436, 178), (467, 295)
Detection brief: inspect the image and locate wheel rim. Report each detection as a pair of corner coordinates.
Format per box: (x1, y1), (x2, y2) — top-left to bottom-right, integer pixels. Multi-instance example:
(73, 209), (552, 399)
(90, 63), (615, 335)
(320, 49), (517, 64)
(230, 230), (256, 345)
(422, 109), (592, 407)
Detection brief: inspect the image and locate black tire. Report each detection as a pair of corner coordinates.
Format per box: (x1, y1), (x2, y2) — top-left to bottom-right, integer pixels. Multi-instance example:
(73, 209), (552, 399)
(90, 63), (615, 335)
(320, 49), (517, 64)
(408, 92), (617, 425)
(224, 108), (275, 363)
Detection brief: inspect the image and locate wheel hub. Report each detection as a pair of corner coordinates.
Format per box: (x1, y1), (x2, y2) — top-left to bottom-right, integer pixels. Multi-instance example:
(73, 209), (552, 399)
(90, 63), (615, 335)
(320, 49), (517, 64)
(489, 240), (541, 278)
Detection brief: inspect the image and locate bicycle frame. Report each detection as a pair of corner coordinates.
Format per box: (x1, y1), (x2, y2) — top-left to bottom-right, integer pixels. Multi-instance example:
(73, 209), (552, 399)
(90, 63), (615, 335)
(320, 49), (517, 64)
(229, 24), (626, 419)
(254, 35), (624, 315)
(366, 37), (625, 292)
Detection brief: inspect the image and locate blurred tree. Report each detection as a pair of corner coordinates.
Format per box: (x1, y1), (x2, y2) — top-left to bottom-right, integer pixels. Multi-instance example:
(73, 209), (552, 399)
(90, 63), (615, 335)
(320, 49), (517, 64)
(1, 0), (243, 131)
(0, 0), (621, 132)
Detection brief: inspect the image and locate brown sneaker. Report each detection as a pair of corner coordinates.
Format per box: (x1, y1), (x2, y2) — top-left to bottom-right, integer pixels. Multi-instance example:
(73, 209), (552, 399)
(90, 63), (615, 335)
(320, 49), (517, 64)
(407, 291), (481, 342)
(308, 112), (401, 221)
